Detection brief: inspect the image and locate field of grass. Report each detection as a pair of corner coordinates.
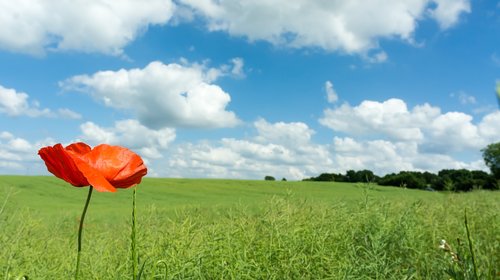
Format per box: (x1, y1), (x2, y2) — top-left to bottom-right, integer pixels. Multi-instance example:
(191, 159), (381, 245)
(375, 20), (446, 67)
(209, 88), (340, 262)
(1, 175), (499, 279)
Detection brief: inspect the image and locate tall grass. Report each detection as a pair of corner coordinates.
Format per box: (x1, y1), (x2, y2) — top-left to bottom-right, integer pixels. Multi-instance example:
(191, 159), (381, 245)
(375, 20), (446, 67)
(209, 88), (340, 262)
(1, 179), (499, 279)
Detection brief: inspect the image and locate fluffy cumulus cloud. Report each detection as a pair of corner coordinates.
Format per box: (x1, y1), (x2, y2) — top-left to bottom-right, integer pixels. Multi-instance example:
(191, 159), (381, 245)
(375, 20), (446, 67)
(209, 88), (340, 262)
(0, 84), (81, 119)
(0, 131), (54, 174)
(319, 98), (500, 175)
(0, 0), (175, 55)
(159, 106), (496, 179)
(429, 0), (471, 29)
(0, 0), (470, 58)
(164, 119), (332, 180)
(76, 104), (495, 179)
(0, 120), (175, 176)
(320, 98), (500, 152)
(320, 99), (435, 142)
(79, 119), (176, 159)
(1, 108), (496, 179)
(179, 0), (470, 56)
(331, 136), (484, 175)
(254, 118), (315, 146)
(62, 60), (240, 129)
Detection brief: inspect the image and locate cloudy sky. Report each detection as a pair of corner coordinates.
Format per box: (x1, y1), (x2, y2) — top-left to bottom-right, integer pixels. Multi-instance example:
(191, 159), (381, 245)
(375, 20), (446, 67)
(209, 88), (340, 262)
(1, 0), (499, 180)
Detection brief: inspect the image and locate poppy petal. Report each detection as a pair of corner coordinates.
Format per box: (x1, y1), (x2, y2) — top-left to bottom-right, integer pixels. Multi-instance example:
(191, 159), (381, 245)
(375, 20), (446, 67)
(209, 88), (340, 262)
(65, 142), (92, 155)
(70, 155), (117, 193)
(84, 144), (147, 189)
(38, 144), (89, 187)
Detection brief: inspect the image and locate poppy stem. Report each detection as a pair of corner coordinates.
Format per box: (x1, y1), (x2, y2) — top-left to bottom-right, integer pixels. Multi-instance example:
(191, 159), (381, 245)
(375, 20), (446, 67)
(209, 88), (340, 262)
(75, 186), (94, 280)
(131, 187), (138, 279)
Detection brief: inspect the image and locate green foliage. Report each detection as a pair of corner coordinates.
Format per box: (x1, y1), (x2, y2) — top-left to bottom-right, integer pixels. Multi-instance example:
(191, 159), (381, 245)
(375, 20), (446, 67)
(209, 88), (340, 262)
(346, 169), (378, 182)
(439, 210), (485, 280)
(436, 169), (497, 191)
(306, 169), (379, 183)
(378, 171), (427, 189)
(0, 177), (499, 279)
(264, 175), (276, 181)
(482, 142), (500, 180)
(306, 172), (336, 181)
(307, 168), (497, 191)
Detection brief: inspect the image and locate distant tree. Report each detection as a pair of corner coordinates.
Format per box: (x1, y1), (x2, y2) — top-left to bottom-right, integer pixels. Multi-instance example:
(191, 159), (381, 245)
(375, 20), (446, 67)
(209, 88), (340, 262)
(436, 169), (485, 192)
(345, 170), (357, 182)
(343, 170), (378, 183)
(313, 173), (336, 182)
(281, 177), (287, 181)
(482, 142), (500, 180)
(470, 170), (497, 190)
(422, 171), (439, 187)
(378, 172), (426, 189)
(355, 169), (378, 183)
(305, 170), (378, 183)
(332, 173), (349, 182)
(264, 176), (276, 181)
(304, 166), (497, 191)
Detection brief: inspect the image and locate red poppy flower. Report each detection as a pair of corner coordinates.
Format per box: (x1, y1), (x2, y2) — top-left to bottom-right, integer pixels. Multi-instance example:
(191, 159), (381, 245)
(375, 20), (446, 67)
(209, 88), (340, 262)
(38, 142), (147, 192)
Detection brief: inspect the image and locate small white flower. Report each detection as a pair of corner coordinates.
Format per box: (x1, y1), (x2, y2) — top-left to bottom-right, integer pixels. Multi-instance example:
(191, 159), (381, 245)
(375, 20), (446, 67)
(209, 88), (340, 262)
(439, 239), (447, 249)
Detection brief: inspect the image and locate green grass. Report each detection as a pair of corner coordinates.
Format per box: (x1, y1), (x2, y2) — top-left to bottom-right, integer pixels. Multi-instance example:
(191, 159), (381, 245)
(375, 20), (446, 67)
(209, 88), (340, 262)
(1, 176), (499, 279)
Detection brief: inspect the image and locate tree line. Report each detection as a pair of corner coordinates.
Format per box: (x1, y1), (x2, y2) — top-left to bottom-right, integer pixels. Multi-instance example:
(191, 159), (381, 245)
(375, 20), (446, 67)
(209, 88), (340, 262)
(303, 169), (497, 191)
(302, 142), (500, 192)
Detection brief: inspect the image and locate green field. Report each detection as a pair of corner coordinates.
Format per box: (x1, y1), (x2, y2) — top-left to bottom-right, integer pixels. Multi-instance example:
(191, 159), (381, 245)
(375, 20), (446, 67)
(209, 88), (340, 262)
(1, 176), (499, 279)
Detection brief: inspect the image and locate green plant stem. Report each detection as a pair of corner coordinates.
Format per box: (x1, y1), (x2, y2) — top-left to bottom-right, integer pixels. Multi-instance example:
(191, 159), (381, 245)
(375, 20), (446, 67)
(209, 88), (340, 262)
(75, 186), (94, 280)
(0, 187), (14, 217)
(131, 187), (138, 279)
(464, 209), (479, 280)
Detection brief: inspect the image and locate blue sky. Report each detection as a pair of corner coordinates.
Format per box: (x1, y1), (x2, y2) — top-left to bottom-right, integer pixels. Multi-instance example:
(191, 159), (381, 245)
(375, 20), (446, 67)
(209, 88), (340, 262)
(0, 0), (499, 179)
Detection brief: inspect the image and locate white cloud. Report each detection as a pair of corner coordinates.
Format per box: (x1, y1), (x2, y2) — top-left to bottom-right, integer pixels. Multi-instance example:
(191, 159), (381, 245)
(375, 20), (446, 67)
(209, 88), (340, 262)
(320, 98), (500, 153)
(8, 138), (32, 153)
(0, 1), (470, 58)
(154, 99), (499, 179)
(164, 119), (332, 180)
(57, 108), (82, 120)
(478, 111), (500, 143)
(62, 60), (240, 129)
(0, 131), (53, 174)
(254, 118), (315, 146)
(0, 0), (175, 55)
(230, 57), (245, 77)
(79, 119), (176, 159)
(320, 98), (435, 141)
(332, 137), (415, 174)
(216, 57), (246, 78)
(424, 112), (482, 152)
(1, 109), (496, 179)
(332, 136), (485, 175)
(0, 85), (51, 117)
(161, 112), (494, 179)
(0, 84), (82, 119)
(450, 91), (476, 105)
(179, 0), (470, 57)
(363, 51), (389, 63)
(428, 0), (471, 29)
(0, 132), (13, 140)
(325, 80), (338, 103)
